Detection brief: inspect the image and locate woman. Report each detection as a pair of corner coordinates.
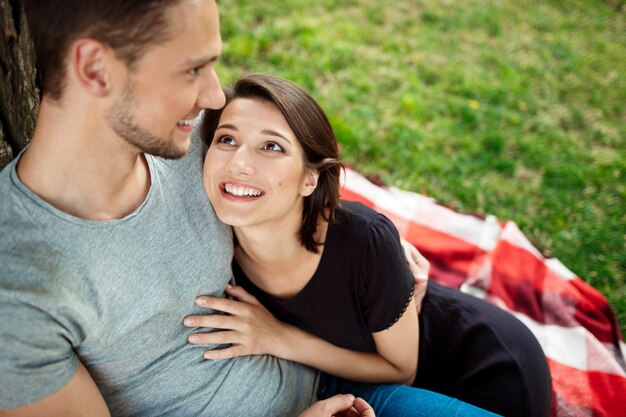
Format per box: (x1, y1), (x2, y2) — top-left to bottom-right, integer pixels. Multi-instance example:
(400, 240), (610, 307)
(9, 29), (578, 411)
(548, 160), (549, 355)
(185, 74), (551, 416)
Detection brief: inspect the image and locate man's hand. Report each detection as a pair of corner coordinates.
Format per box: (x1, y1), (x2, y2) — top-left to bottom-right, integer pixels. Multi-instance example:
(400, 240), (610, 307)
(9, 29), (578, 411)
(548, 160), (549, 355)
(183, 285), (292, 360)
(399, 238), (430, 313)
(298, 394), (375, 417)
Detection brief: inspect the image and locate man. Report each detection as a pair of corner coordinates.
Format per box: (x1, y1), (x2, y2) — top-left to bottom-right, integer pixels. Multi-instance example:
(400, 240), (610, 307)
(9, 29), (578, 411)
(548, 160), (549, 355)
(0, 1), (427, 416)
(0, 0), (319, 415)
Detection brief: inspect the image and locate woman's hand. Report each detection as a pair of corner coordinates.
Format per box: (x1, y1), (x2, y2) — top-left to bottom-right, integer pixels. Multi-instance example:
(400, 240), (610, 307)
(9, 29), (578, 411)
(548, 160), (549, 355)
(183, 285), (292, 360)
(399, 238), (430, 314)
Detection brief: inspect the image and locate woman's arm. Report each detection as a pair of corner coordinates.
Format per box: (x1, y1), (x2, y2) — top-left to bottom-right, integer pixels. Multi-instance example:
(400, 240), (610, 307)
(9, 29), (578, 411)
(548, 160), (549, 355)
(279, 293), (418, 385)
(184, 285), (418, 385)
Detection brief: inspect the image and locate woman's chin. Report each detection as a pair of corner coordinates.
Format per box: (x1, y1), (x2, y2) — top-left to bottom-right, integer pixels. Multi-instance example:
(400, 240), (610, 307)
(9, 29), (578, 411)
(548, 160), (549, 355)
(213, 210), (249, 228)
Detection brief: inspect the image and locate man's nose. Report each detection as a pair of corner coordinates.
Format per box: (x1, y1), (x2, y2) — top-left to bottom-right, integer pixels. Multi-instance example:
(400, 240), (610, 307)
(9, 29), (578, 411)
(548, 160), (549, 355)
(197, 68), (225, 110)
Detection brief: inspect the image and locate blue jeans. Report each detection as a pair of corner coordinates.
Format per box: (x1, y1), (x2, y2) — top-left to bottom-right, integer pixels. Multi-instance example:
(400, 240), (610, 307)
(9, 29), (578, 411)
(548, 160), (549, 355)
(317, 373), (501, 417)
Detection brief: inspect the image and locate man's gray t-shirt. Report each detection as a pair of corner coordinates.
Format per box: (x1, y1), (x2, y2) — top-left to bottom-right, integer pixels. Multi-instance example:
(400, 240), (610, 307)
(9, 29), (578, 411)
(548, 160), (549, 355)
(0, 133), (319, 416)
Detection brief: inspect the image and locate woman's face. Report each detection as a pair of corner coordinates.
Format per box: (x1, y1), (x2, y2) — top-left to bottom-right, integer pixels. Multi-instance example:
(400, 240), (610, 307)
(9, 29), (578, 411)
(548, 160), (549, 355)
(203, 97), (318, 229)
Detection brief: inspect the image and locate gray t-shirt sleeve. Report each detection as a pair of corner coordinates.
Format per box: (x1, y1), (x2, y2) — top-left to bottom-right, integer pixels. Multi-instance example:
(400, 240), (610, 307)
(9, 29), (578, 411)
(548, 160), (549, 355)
(0, 290), (78, 408)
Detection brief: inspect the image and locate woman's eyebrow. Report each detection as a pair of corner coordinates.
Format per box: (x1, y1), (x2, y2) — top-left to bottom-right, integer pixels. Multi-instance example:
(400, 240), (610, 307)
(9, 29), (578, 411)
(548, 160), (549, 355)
(215, 125), (292, 145)
(261, 129), (292, 144)
(216, 123), (238, 131)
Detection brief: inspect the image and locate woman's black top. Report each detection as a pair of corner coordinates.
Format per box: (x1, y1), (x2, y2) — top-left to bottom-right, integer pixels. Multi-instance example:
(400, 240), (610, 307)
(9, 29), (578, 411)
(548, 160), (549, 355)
(233, 200), (552, 417)
(232, 200), (414, 353)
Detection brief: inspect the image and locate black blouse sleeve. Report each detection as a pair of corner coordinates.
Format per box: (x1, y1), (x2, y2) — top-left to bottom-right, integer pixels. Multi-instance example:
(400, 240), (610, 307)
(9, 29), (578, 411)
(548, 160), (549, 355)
(358, 211), (414, 333)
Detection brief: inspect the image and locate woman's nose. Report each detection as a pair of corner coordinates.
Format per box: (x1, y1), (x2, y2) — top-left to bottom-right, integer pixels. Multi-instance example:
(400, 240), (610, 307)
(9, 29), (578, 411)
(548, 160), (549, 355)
(226, 148), (254, 176)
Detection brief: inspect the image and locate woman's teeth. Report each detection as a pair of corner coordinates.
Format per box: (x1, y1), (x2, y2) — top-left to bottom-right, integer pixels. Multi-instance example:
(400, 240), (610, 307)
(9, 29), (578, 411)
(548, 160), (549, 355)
(224, 184), (263, 197)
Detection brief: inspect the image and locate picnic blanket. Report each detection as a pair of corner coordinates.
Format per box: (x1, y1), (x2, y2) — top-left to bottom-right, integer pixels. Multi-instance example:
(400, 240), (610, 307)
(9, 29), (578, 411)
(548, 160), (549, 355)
(340, 167), (626, 417)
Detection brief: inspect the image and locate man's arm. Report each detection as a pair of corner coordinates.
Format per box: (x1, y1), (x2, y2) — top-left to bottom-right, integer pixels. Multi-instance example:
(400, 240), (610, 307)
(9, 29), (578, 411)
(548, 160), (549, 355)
(0, 361), (110, 417)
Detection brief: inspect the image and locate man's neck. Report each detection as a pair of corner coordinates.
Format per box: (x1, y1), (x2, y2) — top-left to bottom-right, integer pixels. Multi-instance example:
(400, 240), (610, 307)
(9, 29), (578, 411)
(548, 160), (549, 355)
(17, 100), (152, 221)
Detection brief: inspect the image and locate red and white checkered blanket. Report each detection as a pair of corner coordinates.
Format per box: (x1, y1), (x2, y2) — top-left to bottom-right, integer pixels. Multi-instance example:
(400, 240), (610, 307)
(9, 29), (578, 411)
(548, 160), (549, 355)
(340, 167), (626, 417)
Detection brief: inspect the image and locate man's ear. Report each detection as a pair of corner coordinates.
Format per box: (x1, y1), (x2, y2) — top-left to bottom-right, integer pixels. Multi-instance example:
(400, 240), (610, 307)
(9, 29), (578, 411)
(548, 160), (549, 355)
(300, 168), (320, 197)
(70, 39), (113, 97)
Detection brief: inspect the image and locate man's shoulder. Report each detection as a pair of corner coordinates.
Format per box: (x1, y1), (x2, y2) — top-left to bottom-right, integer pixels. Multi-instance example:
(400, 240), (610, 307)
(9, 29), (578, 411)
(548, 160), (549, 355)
(0, 160), (71, 282)
(0, 159), (30, 229)
(0, 157), (17, 193)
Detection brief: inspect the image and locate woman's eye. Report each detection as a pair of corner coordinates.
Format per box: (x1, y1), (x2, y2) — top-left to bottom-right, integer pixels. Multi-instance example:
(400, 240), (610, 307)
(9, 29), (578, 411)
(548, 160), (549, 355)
(215, 135), (236, 146)
(262, 142), (284, 153)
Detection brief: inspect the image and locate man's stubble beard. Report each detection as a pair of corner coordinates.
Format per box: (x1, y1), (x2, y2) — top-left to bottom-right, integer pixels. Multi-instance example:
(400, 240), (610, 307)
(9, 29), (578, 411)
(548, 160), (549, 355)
(106, 82), (187, 160)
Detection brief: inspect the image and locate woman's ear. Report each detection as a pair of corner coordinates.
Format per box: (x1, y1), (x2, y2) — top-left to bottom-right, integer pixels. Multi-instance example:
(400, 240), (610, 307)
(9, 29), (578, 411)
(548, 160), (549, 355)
(300, 168), (320, 197)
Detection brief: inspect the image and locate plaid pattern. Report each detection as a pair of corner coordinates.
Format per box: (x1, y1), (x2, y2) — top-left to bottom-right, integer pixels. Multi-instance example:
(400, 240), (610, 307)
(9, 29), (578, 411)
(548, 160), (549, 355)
(340, 167), (626, 417)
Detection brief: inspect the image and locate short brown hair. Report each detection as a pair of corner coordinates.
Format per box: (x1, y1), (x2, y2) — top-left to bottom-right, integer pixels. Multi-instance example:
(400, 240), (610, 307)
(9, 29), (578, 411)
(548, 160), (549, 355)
(23, 0), (185, 100)
(201, 74), (343, 253)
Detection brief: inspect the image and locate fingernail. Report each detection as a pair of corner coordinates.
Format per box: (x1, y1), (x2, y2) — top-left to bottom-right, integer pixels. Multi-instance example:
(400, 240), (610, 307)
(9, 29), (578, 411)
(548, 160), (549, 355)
(203, 351), (213, 360)
(226, 284), (233, 289)
(188, 334), (199, 343)
(196, 297), (207, 306)
(184, 317), (195, 326)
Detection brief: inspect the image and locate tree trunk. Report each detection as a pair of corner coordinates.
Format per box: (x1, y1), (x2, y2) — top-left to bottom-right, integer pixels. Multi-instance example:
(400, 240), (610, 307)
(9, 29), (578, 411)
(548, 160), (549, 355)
(0, 0), (39, 170)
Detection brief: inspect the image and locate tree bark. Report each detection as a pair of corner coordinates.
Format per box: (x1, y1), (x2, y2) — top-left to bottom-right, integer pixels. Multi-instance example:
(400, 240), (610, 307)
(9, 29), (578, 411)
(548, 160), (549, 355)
(0, 0), (39, 170)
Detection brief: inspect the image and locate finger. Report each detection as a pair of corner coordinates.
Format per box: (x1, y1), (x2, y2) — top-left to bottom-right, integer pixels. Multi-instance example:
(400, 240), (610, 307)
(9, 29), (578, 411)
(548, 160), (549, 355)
(195, 295), (247, 315)
(353, 398), (376, 417)
(188, 330), (238, 345)
(414, 270), (428, 282)
(336, 407), (360, 417)
(225, 285), (262, 306)
(399, 238), (426, 280)
(412, 272), (428, 310)
(321, 394), (355, 414)
(203, 345), (247, 360)
(410, 265), (427, 283)
(408, 246), (429, 276)
(410, 245), (427, 263)
(411, 248), (430, 277)
(411, 248), (429, 315)
(410, 252), (429, 282)
(183, 313), (240, 330)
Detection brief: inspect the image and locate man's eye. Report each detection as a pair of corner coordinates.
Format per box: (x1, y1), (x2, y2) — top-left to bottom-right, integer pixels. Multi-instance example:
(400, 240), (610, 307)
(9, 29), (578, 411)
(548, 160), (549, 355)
(263, 142), (284, 152)
(187, 67), (201, 76)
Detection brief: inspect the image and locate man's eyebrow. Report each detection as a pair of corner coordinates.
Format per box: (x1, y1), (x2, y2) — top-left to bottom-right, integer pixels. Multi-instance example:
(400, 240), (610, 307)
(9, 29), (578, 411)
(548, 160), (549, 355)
(181, 54), (220, 68)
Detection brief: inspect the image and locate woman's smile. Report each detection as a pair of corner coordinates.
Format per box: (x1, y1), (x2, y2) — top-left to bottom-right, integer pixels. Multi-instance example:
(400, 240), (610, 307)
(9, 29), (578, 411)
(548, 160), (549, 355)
(220, 182), (265, 200)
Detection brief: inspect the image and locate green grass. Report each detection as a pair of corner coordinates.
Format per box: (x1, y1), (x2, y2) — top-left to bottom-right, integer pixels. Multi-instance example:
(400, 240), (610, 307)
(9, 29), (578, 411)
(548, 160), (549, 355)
(218, 0), (626, 336)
